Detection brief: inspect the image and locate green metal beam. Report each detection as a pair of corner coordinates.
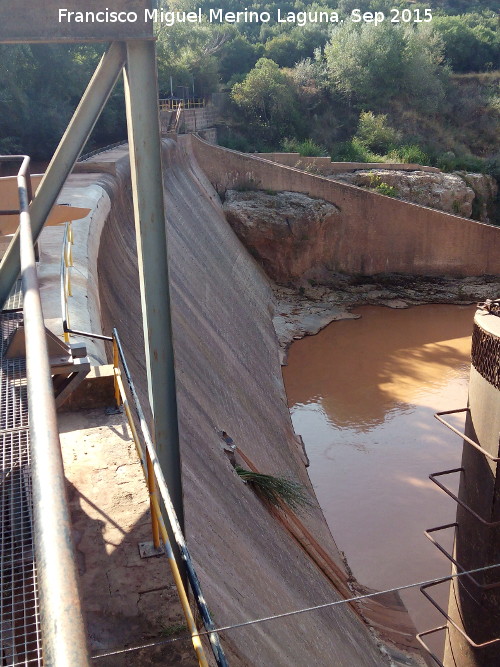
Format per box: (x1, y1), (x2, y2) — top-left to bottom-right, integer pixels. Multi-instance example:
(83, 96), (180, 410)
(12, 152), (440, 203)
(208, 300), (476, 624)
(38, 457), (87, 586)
(123, 41), (185, 536)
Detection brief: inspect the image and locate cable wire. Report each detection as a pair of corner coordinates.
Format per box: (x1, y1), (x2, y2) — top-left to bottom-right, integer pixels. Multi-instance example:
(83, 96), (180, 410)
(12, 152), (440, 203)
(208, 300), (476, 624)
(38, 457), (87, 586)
(92, 561), (500, 660)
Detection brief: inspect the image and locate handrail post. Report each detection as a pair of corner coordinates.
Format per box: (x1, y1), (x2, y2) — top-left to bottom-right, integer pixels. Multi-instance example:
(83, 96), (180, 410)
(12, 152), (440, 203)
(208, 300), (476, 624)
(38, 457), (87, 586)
(113, 336), (121, 408)
(147, 450), (161, 549)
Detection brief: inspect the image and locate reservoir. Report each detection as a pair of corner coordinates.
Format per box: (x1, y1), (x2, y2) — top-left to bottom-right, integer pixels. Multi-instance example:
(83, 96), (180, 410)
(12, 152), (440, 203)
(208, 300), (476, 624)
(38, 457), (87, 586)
(283, 303), (476, 655)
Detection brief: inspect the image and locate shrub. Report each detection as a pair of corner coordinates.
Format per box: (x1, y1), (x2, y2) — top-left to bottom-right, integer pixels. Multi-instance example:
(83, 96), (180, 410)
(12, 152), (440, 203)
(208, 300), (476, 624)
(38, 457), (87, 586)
(436, 151), (486, 173)
(355, 112), (401, 154)
(281, 137), (327, 157)
(235, 466), (314, 512)
(386, 144), (430, 165)
(331, 138), (384, 163)
(369, 174), (398, 197)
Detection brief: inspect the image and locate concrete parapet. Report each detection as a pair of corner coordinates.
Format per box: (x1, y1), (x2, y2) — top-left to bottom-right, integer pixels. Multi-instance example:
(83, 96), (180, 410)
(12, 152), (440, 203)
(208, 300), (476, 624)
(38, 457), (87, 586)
(254, 152), (440, 176)
(190, 135), (500, 278)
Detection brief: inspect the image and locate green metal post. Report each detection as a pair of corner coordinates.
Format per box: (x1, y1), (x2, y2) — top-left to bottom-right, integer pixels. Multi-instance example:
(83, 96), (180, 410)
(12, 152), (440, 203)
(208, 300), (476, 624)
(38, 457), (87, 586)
(0, 41), (126, 307)
(123, 41), (184, 533)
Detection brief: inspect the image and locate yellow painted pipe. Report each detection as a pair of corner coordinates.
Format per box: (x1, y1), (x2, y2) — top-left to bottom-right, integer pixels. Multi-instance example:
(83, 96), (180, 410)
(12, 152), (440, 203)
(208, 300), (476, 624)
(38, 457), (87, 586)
(146, 450), (161, 549)
(114, 367), (207, 666)
(151, 495), (208, 667)
(112, 339), (121, 408)
(115, 371), (144, 467)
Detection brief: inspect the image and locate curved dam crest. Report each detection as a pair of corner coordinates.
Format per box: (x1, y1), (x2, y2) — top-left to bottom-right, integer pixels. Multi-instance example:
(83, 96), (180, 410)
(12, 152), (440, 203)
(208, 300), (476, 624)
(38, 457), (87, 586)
(92, 138), (388, 665)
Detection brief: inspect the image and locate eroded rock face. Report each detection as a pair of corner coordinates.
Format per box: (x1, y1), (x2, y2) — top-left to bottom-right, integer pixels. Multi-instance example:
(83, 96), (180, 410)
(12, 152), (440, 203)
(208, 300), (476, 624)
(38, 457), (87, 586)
(331, 169), (481, 218)
(458, 172), (498, 223)
(223, 190), (340, 283)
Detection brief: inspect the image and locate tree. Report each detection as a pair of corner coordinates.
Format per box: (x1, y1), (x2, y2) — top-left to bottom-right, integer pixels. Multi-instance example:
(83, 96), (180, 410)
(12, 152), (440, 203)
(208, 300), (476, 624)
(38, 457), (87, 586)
(324, 22), (448, 112)
(264, 34), (303, 68)
(219, 35), (262, 83)
(231, 58), (301, 144)
(433, 13), (499, 72)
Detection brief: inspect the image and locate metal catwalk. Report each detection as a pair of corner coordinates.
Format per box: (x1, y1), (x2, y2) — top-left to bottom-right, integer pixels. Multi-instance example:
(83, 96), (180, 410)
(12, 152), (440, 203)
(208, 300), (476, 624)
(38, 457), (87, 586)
(0, 301), (42, 665)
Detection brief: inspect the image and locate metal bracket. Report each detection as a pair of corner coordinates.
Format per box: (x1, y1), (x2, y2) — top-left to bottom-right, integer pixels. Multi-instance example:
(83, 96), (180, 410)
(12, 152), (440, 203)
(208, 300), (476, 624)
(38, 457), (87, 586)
(138, 541), (165, 559)
(429, 468), (500, 527)
(416, 626), (447, 667)
(425, 523), (500, 590)
(421, 580), (500, 649)
(4, 324), (91, 407)
(434, 408), (500, 462)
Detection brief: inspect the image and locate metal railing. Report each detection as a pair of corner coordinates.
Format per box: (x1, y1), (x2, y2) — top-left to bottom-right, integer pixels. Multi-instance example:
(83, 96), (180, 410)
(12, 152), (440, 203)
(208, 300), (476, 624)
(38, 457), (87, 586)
(159, 98), (206, 111)
(111, 328), (228, 667)
(61, 220), (73, 342)
(0, 155), (90, 665)
(78, 140), (127, 163)
(57, 222), (226, 663)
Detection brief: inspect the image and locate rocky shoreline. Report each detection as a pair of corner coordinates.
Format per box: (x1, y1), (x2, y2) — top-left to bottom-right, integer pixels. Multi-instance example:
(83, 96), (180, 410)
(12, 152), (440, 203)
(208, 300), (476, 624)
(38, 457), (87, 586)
(273, 274), (500, 364)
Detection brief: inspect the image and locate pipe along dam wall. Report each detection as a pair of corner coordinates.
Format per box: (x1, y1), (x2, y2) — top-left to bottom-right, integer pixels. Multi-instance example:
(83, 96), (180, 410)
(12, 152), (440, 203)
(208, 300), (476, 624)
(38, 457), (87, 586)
(46, 134), (500, 664)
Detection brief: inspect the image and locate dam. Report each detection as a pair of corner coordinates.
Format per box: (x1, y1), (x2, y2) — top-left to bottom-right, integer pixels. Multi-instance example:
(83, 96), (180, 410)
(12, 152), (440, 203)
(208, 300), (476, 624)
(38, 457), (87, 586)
(1, 11), (500, 666)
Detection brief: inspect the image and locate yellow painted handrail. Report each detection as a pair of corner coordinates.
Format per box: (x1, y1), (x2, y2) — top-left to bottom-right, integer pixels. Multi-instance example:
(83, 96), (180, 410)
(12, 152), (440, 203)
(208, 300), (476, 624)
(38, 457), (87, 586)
(112, 341), (209, 667)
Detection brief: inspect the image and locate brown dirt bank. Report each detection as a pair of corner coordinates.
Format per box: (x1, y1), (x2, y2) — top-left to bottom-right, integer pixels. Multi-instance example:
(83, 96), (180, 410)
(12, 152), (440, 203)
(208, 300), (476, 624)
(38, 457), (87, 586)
(93, 139), (401, 665)
(274, 274), (500, 362)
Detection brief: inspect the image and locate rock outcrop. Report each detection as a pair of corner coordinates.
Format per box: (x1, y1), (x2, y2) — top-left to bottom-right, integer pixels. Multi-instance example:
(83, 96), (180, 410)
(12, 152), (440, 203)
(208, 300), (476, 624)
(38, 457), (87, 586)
(458, 172), (498, 223)
(223, 190), (340, 283)
(330, 169), (498, 222)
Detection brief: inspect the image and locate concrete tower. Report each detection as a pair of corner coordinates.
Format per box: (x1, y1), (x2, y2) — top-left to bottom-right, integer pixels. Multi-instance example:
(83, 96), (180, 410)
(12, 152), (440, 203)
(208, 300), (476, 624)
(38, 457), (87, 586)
(443, 306), (500, 666)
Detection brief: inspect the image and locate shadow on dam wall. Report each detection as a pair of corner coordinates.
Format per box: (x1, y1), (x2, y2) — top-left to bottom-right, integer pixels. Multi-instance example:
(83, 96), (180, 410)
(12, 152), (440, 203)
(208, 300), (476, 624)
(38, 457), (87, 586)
(94, 138), (388, 666)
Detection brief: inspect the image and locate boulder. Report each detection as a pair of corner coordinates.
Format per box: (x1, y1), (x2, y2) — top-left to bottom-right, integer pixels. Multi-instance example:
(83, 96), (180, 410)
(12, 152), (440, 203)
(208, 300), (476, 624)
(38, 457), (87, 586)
(332, 169), (476, 218)
(223, 190), (340, 284)
(456, 172), (498, 223)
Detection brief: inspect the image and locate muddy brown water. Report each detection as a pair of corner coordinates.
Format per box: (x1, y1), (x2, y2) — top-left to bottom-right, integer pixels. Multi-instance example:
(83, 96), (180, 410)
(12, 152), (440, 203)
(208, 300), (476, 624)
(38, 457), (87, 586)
(283, 303), (476, 657)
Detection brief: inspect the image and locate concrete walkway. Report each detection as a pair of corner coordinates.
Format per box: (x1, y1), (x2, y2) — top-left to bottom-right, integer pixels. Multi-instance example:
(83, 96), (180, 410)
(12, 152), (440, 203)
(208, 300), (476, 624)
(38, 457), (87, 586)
(58, 408), (198, 666)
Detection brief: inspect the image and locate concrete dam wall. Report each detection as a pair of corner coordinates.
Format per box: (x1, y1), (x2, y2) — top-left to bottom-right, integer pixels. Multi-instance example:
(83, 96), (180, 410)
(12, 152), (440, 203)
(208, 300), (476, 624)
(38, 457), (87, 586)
(190, 136), (500, 278)
(94, 139), (387, 665)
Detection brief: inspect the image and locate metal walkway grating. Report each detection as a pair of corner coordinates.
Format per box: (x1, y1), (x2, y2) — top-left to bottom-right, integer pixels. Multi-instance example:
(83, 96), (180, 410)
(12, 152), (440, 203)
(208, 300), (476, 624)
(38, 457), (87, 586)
(0, 312), (42, 666)
(3, 280), (23, 313)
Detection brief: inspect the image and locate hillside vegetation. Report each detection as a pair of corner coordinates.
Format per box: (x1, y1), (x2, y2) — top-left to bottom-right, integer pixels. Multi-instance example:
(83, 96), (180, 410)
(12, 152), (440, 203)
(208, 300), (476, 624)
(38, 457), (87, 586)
(0, 0), (498, 177)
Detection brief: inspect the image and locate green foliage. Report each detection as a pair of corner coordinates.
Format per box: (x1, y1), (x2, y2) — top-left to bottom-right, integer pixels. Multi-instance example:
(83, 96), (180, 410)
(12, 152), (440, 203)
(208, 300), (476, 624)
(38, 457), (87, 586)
(331, 138), (384, 163)
(354, 112), (401, 154)
(433, 13), (499, 73)
(219, 35), (262, 83)
(156, 23), (224, 97)
(235, 465), (314, 512)
(160, 623), (188, 638)
(264, 34), (303, 68)
(231, 58), (301, 143)
(386, 144), (430, 165)
(436, 151), (486, 173)
(0, 44), (125, 159)
(369, 175), (398, 197)
(324, 22), (448, 113)
(281, 137), (327, 157)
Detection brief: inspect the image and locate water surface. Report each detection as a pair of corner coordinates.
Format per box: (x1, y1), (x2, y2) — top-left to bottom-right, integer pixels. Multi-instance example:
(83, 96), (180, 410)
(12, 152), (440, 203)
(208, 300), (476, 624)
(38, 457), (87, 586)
(283, 304), (475, 647)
